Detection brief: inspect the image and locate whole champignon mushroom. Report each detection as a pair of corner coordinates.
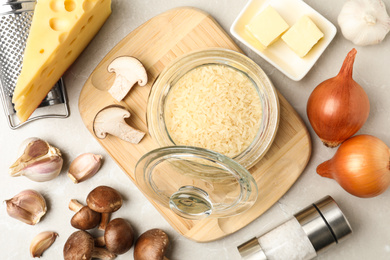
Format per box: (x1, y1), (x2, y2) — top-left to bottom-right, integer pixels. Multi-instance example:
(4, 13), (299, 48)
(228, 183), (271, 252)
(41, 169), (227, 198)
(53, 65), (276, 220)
(93, 105), (145, 144)
(86, 185), (123, 230)
(63, 230), (116, 260)
(95, 218), (135, 255)
(68, 199), (101, 230)
(134, 229), (170, 260)
(107, 56), (148, 101)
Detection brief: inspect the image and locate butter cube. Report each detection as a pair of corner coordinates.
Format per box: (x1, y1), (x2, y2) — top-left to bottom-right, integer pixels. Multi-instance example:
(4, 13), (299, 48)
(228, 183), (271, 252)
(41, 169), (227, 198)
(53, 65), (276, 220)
(282, 16), (324, 58)
(245, 6), (289, 47)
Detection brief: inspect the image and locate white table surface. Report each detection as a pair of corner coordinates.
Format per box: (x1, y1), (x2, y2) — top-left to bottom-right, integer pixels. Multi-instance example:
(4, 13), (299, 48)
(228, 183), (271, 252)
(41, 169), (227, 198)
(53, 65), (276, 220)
(1, 0), (390, 259)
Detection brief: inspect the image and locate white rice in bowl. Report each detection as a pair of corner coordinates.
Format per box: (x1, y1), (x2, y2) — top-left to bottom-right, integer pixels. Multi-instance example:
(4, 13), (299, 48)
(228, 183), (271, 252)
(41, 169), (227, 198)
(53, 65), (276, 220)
(164, 64), (262, 158)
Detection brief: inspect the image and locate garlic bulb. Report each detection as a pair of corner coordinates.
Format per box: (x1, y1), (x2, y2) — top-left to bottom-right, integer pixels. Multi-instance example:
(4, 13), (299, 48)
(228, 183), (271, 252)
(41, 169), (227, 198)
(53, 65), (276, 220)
(338, 0), (390, 46)
(9, 137), (63, 182)
(5, 189), (47, 225)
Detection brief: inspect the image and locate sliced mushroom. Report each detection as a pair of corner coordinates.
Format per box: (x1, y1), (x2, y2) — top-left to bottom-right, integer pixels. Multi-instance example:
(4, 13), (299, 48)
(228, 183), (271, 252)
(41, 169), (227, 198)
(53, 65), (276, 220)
(63, 230), (116, 260)
(69, 199), (101, 230)
(96, 218), (135, 255)
(93, 105), (145, 144)
(86, 186), (123, 230)
(107, 56), (148, 101)
(134, 229), (170, 260)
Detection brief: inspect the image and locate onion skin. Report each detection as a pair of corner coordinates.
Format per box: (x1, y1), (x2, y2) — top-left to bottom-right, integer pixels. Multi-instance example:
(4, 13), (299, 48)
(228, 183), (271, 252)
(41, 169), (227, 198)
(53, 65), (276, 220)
(317, 135), (390, 198)
(307, 48), (370, 147)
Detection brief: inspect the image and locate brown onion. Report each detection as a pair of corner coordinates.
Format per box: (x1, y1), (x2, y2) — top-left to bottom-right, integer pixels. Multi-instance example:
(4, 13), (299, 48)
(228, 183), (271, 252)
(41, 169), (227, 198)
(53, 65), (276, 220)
(307, 48), (370, 147)
(317, 135), (390, 198)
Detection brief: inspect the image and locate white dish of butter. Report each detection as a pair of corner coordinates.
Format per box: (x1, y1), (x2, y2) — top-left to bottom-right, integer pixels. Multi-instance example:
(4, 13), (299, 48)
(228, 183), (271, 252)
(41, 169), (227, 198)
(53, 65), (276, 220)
(230, 0), (336, 81)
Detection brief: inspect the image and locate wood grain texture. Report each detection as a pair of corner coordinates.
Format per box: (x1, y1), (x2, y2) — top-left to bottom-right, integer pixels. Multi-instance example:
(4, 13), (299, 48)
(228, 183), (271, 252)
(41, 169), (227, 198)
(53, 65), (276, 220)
(78, 7), (311, 242)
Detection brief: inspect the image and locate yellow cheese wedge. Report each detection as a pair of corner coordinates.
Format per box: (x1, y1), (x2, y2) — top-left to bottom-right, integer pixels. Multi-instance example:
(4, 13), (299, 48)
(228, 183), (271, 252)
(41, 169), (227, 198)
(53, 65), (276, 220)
(282, 16), (324, 58)
(245, 6), (289, 48)
(12, 0), (112, 122)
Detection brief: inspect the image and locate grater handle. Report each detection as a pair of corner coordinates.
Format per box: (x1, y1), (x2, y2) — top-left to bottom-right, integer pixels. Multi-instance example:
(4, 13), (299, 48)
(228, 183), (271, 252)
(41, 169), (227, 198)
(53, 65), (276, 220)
(0, 1), (36, 15)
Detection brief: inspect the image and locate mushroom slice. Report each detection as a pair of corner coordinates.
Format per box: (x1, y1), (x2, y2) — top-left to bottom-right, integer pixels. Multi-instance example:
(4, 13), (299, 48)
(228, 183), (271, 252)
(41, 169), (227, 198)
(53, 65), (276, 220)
(134, 229), (170, 260)
(93, 105), (145, 144)
(107, 56), (148, 101)
(63, 230), (116, 260)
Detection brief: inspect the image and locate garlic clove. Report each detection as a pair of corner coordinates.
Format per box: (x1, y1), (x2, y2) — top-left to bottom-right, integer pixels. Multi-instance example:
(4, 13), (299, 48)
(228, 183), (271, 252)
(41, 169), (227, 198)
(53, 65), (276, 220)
(9, 138), (63, 182)
(5, 189), (47, 225)
(68, 153), (103, 183)
(30, 231), (58, 258)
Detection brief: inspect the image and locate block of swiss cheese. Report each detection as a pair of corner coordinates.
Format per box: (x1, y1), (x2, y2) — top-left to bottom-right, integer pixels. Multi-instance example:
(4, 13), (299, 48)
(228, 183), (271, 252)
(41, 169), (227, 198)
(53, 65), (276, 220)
(12, 0), (112, 122)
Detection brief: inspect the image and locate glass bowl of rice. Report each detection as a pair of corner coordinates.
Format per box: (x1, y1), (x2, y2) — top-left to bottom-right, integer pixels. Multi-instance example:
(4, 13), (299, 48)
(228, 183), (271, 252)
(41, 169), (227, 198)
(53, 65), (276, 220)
(147, 48), (279, 170)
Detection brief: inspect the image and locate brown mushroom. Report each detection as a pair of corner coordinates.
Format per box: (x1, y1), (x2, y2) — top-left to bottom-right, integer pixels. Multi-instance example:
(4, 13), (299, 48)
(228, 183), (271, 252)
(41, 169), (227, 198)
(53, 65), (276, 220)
(134, 229), (170, 260)
(63, 230), (116, 260)
(95, 218), (134, 255)
(68, 199), (101, 230)
(86, 186), (123, 230)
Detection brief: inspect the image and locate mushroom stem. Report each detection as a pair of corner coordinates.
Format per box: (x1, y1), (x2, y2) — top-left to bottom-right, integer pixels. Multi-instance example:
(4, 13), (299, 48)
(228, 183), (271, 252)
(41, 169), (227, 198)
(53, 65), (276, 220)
(92, 247), (116, 260)
(98, 212), (111, 230)
(69, 199), (84, 212)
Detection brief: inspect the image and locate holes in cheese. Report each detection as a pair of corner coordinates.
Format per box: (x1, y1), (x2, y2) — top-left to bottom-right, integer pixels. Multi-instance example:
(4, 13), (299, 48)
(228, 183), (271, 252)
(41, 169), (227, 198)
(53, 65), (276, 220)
(65, 51), (72, 59)
(83, 0), (95, 11)
(50, 0), (62, 11)
(64, 0), (76, 12)
(49, 18), (70, 31)
(41, 68), (48, 77)
(59, 32), (69, 43)
(48, 68), (55, 77)
(69, 38), (77, 46)
(88, 16), (94, 23)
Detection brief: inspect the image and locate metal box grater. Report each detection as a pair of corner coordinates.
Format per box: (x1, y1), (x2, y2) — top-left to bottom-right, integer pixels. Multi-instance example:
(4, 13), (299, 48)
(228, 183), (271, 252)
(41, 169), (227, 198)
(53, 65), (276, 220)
(0, 0), (69, 129)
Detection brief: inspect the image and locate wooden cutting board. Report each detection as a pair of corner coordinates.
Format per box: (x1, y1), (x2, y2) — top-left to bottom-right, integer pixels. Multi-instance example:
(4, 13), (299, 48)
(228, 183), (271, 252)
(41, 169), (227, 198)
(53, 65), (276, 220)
(79, 7), (311, 242)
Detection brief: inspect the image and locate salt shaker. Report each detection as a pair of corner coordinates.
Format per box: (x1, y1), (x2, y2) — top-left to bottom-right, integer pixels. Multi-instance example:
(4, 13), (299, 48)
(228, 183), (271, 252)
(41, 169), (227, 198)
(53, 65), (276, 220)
(237, 196), (352, 260)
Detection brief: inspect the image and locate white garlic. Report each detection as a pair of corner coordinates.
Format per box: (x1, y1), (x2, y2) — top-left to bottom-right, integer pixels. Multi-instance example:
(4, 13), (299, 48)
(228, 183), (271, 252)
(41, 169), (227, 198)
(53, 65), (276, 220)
(5, 189), (47, 225)
(30, 231), (58, 258)
(68, 153), (103, 183)
(9, 137), (63, 182)
(338, 0), (390, 46)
